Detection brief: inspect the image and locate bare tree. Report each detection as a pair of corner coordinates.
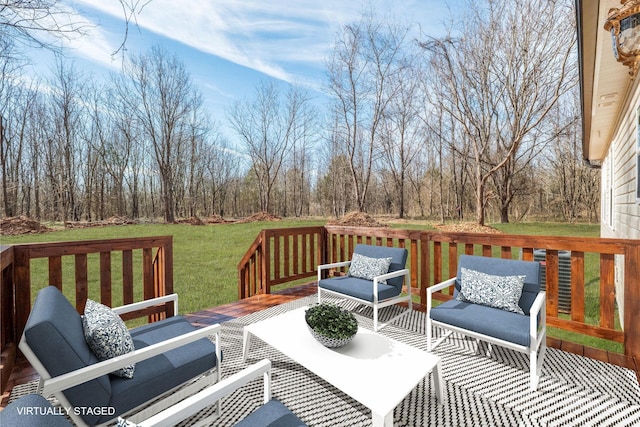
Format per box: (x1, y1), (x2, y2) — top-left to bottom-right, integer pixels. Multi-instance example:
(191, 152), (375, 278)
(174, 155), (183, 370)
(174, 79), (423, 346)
(326, 13), (409, 212)
(48, 59), (87, 222)
(545, 93), (599, 222)
(0, 0), (146, 55)
(119, 45), (203, 223)
(422, 0), (576, 225)
(203, 132), (238, 217)
(228, 81), (311, 214)
(0, 0), (88, 49)
(378, 48), (423, 218)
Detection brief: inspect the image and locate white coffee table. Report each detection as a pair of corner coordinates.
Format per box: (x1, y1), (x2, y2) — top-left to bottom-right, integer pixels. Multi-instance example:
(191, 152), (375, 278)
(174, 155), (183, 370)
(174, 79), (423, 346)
(242, 306), (444, 427)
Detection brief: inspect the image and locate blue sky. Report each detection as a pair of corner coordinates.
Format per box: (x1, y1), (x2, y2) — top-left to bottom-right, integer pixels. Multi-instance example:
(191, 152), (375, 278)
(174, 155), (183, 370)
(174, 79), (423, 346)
(26, 0), (453, 138)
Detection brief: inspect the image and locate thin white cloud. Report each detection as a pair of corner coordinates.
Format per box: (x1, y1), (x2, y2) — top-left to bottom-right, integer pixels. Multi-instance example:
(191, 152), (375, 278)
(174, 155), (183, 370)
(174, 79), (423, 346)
(69, 1), (444, 84)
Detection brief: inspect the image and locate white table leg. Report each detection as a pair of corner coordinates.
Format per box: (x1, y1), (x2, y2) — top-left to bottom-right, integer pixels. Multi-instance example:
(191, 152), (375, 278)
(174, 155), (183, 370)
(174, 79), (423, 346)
(242, 329), (252, 362)
(371, 410), (393, 427)
(432, 360), (444, 404)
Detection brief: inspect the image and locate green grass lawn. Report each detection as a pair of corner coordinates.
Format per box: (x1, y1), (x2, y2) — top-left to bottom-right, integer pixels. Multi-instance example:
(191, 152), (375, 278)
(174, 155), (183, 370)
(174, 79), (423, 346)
(4, 219), (620, 352)
(1, 219), (326, 316)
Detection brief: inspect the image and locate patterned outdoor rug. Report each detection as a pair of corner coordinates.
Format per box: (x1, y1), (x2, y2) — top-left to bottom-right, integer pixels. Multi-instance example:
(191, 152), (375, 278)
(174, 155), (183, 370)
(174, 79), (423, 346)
(9, 296), (640, 426)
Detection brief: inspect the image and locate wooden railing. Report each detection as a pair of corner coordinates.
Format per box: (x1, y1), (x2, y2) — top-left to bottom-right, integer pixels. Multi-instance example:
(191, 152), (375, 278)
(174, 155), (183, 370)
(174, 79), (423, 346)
(0, 236), (174, 392)
(238, 227), (325, 298)
(238, 226), (640, 359)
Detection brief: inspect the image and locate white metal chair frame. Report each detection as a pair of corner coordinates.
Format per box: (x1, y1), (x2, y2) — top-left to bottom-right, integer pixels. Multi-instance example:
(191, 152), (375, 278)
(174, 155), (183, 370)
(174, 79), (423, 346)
(426, 278), (547, 390)
(318, 260), (412, 331)
(19, 294), (222, 427)
(132, 359), (274, 427)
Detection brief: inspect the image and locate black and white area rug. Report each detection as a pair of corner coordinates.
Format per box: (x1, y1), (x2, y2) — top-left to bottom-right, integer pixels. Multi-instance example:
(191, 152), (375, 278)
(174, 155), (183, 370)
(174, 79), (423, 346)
(10, 296), (640, 426)
(181, 296), (640, 427)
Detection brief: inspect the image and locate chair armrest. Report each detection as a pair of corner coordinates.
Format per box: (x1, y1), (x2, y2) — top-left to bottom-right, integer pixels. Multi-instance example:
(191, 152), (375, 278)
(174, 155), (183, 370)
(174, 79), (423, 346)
(135, 359), (272, 427)
(37, 323), (221, 396)
(112, 294), (178, 316)
(318, 260), (351, 282)
(427, 277), (457, 295)
(374, 268), (409, 282)
(318, 260), (351, 272)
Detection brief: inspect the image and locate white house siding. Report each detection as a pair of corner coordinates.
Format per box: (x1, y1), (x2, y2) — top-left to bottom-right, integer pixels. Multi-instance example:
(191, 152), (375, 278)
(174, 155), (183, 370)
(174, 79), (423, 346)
(600, 82), (640, 328)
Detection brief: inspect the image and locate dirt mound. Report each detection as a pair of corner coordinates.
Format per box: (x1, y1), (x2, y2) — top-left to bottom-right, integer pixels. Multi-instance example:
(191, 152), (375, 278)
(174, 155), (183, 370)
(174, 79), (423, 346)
(433, 222), (503, 234)
(1, 216), (50, 235)
(238, 212), (282, 223)
(328, 211), (388, 228)
(65, 216), (136, 228)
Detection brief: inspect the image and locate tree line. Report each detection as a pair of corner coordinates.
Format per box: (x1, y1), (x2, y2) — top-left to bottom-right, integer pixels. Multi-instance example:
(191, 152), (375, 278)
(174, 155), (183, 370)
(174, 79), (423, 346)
(0, 0), (600, 226)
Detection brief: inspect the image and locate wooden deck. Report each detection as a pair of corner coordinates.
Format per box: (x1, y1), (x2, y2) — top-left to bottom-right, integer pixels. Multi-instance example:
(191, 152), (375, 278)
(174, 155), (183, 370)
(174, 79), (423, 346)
(2, 282), (639, 410)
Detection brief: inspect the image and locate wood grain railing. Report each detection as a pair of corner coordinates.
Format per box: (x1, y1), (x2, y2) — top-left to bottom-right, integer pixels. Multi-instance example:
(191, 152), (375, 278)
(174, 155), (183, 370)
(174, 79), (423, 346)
(238, 226), (640, 360)
(238, 227), (325, 298)
(0, 236), (174, 392)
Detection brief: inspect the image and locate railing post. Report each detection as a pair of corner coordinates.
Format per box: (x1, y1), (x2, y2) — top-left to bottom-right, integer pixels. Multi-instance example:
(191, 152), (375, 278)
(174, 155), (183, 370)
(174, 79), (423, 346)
(13, 246), (31, 351)
(164, 238), (174, 316)
(1, 246), (16, 392)
(261, 230), (269, 294)
(624, 243), (640, 359)
(319, 226), (328, 281)
(420, 232), (430, 306)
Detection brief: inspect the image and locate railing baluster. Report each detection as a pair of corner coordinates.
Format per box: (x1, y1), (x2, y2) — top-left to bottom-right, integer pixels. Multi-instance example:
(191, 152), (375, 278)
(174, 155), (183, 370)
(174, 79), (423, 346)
(122, 250), (134, 305)
(600, 253), (615, 329)
(283, 233), (290, 278)
(75, 254), (88, 312)
(49, 256), (62, 290)
(571, 251), (585, 323)
(100, 252), (112, 307)
(546, 249), (559, 317)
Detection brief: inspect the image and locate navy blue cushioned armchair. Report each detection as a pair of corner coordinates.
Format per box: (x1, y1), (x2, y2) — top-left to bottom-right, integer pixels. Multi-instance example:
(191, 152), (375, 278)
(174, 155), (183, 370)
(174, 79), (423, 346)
(19, 286), (222, 426)
(3, 361), (306, 427)
(427, 255), (546, 390)
(125, 359), (306, 427)
(317, 244), (411, 331)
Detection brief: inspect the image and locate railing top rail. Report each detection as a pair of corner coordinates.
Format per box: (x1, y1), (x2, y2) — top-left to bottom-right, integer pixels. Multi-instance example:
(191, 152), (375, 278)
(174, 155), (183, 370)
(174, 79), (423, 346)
(322, 226), (639, 253)
(324, 225), (423, 240)
(426, 231), (639, 253)
(237, 231), (265, 269)
(10, 236), (173, 259)
(262, 226), (325, 237)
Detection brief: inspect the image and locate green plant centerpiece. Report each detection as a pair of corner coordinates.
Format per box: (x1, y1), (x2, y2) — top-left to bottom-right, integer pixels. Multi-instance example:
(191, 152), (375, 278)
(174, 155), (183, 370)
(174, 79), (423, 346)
(305, 303), (358, 348)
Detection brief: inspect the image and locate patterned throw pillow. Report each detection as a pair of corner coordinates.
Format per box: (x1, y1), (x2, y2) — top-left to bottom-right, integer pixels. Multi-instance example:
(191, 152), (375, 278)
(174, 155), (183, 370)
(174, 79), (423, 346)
(456, 267), (526, 315)
(348, 253), (392, 284)
(83, 299), (135, 378)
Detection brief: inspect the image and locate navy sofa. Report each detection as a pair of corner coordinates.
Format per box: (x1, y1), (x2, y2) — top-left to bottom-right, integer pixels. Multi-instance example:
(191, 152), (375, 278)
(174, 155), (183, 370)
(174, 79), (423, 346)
(427, 255), (546, 390)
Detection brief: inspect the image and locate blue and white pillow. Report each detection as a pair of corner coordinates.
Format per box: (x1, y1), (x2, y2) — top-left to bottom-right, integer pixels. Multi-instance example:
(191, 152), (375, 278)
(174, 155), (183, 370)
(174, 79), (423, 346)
(456, 267), (525, 315)
(83, 299), (135, 378)
(348, 253), (392, 283)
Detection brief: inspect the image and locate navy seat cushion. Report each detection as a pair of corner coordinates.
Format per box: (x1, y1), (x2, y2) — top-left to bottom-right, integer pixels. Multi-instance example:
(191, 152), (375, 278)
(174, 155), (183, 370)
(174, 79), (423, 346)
(455, 255), (541, 315)
(430, 299), (531, 346)
(0, 394), (72, 427)
(318, 276), (401, 302)
(23, 286), (111, 426)
(104, 316), (218, 424)
(234, 399), (307, 427)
